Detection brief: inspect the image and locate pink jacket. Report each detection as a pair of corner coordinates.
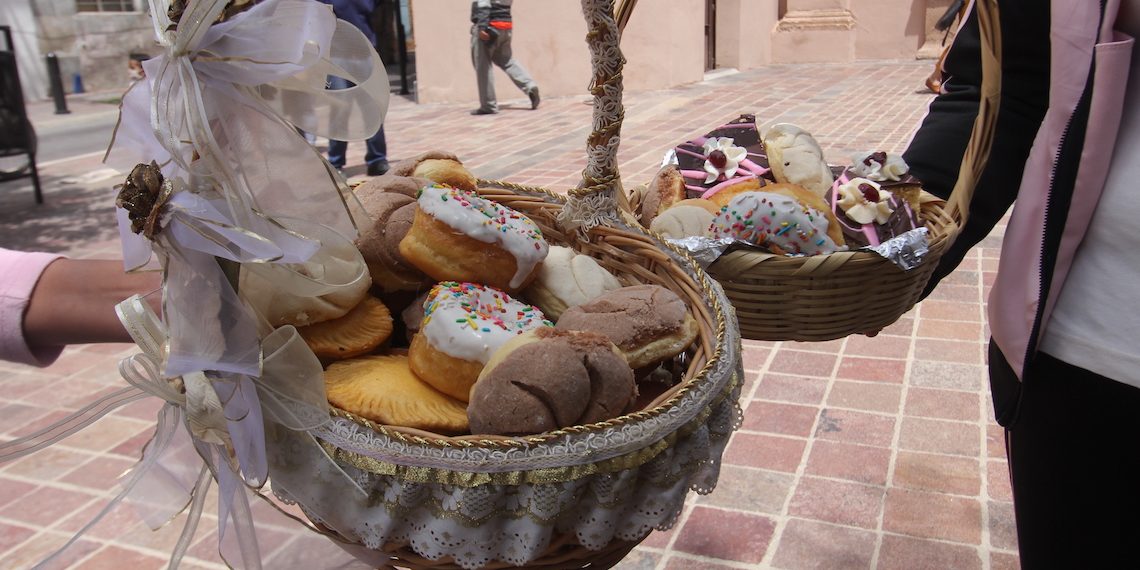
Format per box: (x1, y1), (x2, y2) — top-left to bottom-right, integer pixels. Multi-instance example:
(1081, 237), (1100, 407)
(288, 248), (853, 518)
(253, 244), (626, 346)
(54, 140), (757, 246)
(0, 248), (65, 366)
(988, 0), (1134, 378)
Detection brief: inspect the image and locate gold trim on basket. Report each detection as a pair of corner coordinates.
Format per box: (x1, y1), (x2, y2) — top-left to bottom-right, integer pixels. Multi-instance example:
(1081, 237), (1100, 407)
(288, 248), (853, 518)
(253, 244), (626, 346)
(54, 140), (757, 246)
(323, 368), (740, 486)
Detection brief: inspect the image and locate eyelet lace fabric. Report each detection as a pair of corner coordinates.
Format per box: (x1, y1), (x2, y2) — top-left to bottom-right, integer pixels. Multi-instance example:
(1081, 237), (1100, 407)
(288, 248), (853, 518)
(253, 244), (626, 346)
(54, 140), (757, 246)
(272, 377), (741, 569)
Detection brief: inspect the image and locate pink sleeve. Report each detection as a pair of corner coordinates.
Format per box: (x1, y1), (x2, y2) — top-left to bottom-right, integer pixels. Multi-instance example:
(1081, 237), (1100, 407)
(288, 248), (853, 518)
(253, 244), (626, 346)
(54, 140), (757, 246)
(0, 248), (66, 366)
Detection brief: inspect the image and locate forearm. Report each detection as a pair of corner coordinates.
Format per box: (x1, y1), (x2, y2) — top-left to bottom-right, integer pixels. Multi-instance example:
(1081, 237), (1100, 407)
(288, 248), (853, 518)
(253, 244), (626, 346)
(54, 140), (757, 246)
(23, 259), (161, 348)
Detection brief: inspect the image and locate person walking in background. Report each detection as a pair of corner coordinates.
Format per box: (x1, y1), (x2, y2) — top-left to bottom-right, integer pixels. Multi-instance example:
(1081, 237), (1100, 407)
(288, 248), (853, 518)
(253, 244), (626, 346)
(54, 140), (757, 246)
(469, 0), (540, 115)
(905, 0), (1139, 567)
(319, 0), (390, 176)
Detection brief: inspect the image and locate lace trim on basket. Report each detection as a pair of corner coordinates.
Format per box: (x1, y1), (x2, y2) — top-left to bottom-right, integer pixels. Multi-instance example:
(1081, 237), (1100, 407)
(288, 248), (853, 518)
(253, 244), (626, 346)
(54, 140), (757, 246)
(312, 365), (739, 482)
(269, 391), (739, 569)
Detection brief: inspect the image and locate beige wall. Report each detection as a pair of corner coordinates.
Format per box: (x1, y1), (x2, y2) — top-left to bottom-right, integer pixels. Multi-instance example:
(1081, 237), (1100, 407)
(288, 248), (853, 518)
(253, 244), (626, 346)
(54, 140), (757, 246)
(412, 0), (709, 106)
(411, 0), (945, 105)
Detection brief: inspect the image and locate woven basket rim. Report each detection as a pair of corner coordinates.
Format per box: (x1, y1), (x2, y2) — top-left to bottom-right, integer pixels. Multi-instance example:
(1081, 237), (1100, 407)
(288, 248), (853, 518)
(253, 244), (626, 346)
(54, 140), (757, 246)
(328, 179), (734, 451)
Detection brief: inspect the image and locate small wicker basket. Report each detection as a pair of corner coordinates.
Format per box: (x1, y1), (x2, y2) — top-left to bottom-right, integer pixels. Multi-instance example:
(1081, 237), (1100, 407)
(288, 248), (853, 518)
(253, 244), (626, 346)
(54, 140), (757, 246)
(266, 1), (744, 568)
(627, 154), (971, 343)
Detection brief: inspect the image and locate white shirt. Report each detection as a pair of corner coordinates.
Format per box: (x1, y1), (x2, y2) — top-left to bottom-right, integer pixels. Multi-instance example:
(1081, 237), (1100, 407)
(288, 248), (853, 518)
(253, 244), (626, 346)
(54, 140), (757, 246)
(1039, 1), (1140, 388)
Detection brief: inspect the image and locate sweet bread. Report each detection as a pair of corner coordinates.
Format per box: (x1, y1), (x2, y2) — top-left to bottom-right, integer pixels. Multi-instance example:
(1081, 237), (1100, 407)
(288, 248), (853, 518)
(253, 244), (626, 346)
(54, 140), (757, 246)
(354, 177), (431, 292)
(704, 176), (764, 209)
(241, 240), (372, 327)
(389, 151), (477, 193)
(399, 184), (549, 291)
(467, 328), (636, 436)
(639, 165), (687, 226)
(408, 282), (552, 402)
(555, 284), (698, 370)
(708, 189), (843, 256)
(298, 295), (393, 360)
(325, 354), (468, 434)
(764, 123), (835, 199)
(648, 200), (719, 239)
(523, 246), (622, 320)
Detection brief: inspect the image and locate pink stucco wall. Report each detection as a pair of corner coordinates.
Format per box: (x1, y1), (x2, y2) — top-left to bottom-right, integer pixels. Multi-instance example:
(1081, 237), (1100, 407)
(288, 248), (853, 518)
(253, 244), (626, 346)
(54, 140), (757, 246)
(411, 0), (937, 106)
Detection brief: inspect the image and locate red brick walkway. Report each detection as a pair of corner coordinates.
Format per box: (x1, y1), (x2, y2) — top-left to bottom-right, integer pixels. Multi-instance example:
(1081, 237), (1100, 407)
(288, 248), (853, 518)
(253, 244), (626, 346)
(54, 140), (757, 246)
(0, 59), (1017, 569)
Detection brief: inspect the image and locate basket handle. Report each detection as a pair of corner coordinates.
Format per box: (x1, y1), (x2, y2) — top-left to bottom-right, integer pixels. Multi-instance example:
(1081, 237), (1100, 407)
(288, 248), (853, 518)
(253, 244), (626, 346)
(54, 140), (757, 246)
(944, 0), (1000, 227)
(560, 0), (631, 233)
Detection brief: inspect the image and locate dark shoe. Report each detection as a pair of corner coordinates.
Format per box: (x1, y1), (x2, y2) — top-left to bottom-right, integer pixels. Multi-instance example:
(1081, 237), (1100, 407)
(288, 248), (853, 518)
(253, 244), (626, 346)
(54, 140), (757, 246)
(366, 160), (390, 176)
(528, 87), (540, 110)
(470, 108), (497, 115)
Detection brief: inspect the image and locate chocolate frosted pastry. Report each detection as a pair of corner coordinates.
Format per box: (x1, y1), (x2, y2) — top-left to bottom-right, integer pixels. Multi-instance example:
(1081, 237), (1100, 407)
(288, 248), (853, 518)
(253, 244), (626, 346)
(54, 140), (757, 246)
(555, 284), (698, 370)
(827, 177), (920, 248)
(672, 114), (772, 200)
(468, 328), (636, 436)
(354, 176), (431, 292)
(848, 151), (922, 186)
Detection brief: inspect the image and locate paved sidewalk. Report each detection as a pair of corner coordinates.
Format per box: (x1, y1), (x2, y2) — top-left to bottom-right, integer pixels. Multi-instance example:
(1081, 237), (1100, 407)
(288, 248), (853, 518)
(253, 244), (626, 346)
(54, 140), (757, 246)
(0, 59), (1018, 569)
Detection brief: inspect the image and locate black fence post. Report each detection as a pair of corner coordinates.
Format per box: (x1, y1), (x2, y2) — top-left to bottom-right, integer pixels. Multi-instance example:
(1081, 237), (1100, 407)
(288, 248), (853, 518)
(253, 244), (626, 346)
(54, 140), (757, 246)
(395, 0), (409, 95)
(45, 52), (69, 115)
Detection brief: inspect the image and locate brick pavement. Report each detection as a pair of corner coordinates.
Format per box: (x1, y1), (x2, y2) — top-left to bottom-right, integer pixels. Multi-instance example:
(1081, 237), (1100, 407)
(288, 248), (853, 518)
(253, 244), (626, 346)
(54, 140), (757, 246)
(0, 59), (1019, 569)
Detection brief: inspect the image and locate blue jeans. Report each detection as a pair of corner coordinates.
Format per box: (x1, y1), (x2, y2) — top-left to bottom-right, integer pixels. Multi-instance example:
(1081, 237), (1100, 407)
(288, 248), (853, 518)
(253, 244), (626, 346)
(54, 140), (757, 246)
(326, 75), (388, 169)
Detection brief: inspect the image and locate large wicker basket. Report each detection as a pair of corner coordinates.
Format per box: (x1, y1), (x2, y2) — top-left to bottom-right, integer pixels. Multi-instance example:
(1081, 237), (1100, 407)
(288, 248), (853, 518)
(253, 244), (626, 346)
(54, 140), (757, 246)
(267, 1), (744, 568)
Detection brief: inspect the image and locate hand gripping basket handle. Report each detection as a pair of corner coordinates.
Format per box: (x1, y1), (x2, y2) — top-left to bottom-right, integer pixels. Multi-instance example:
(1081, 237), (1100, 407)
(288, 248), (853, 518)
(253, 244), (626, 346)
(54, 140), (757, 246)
(562, 0), (637, 232)
(944, 0), (1001, 228)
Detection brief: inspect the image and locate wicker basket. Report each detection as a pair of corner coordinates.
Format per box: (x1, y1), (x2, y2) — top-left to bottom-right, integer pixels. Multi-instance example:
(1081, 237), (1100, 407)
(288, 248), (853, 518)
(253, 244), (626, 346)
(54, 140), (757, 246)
(627, 155), (971, 343)
(266, 1), (744, 568)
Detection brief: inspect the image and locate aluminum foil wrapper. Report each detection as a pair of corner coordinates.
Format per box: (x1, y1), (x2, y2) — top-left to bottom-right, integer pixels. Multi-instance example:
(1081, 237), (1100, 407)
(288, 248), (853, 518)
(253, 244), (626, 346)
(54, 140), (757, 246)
(867, 227), (929, 270)
(665, 236), (738, 268)
(666, 227), (930, 271)
(662, 149), (679, 167)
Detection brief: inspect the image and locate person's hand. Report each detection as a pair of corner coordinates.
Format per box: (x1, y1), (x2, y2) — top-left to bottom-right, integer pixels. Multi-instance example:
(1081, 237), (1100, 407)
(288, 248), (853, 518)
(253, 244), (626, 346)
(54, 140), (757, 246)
(478, 29), (491, 42)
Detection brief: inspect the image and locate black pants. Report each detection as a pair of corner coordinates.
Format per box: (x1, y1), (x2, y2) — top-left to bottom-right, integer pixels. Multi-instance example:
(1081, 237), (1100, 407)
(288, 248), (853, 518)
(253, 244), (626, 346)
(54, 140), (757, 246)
(989, 341), (1140, 569)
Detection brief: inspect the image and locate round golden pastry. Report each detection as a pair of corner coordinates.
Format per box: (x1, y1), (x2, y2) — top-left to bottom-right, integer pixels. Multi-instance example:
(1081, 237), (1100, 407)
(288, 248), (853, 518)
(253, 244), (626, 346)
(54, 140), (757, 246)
(554, 284), (699, 370)
(467, 328), (637, 436)
(324, 354), (469, 434)
(354, 177), (432, 292)
(412, 159), (477, 193)
(389, 150), (477, 193)
(408, 282), (552, 402)
(298, 295), (393, 361)
(399, 184), (549, 292)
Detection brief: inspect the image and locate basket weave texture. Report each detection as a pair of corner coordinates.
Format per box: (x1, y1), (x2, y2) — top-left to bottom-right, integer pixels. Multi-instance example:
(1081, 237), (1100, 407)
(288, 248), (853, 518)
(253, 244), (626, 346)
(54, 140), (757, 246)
(627, 172), (965, 343)
(266, 1), (746, 568)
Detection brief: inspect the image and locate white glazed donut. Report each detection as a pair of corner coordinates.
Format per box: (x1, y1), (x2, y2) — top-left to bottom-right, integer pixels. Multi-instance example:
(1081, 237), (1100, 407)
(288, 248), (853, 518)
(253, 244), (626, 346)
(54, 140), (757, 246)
(408, 281), (552, 401)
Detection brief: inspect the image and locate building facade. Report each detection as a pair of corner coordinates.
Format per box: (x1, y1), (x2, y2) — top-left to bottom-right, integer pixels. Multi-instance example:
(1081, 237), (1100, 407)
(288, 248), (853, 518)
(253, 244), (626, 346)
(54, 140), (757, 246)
(2, 0), (958, 103)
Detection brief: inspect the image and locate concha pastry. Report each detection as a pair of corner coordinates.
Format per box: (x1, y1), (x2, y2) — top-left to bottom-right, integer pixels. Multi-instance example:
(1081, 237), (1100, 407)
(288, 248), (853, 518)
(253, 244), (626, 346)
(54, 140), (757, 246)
(467, 328), (636, 436)
(523, 246), (622, 320)
(555, 284), (698, 370)
(354, 176), (431, 292)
